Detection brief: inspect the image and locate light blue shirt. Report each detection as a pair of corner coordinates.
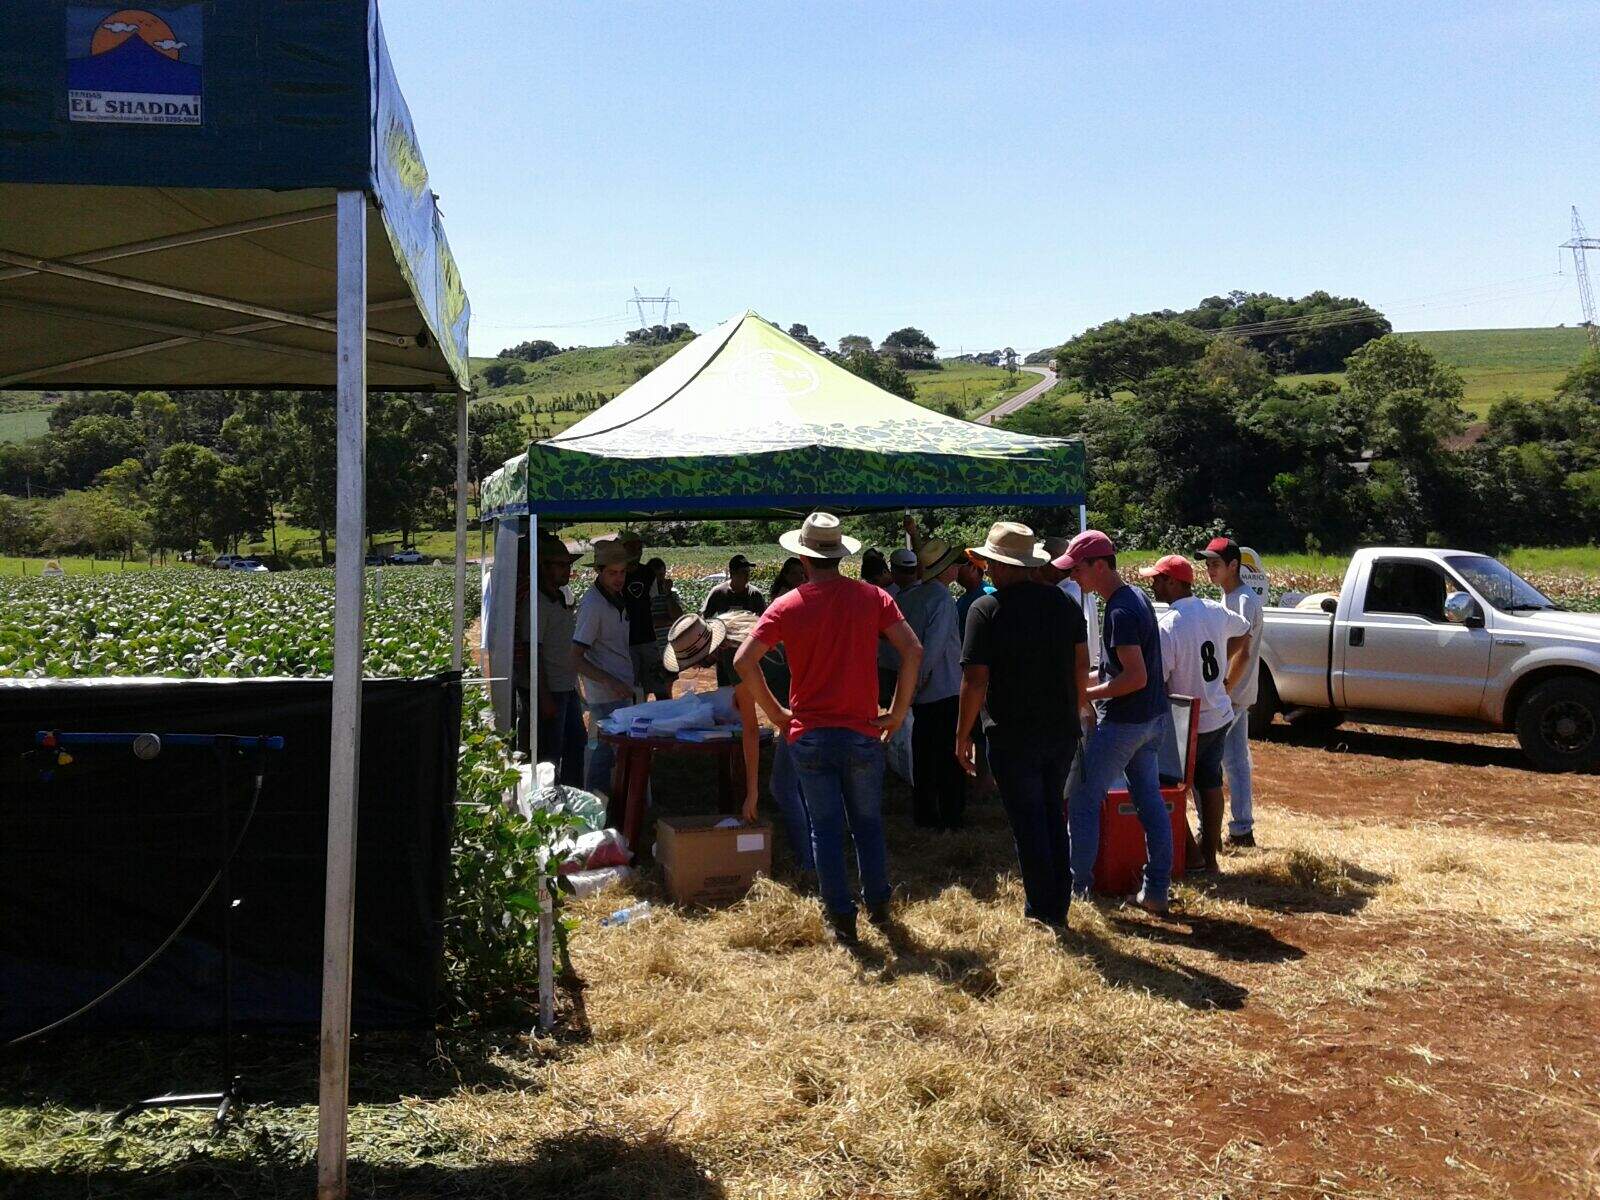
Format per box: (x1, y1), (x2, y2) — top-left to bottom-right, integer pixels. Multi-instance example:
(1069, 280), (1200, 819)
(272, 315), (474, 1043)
(896, 579), (962, 705)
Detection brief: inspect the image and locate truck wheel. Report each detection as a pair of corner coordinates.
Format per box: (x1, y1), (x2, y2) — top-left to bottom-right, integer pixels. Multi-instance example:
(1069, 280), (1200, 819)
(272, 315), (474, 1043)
(1248, 669), (1279, 738)
(1515, 676), (1600, 772)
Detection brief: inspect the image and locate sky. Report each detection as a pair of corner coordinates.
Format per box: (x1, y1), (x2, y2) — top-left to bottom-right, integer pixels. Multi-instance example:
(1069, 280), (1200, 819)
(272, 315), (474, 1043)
(380, 1), (1600, 358)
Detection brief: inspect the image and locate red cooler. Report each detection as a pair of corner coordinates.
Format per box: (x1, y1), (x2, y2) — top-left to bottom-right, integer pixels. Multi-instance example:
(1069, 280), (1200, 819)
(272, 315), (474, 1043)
(1091, 696), (1198, 896)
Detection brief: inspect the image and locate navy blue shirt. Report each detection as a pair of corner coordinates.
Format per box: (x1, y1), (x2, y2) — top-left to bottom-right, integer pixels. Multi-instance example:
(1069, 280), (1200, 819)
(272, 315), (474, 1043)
(1100, 584), (1166, 723)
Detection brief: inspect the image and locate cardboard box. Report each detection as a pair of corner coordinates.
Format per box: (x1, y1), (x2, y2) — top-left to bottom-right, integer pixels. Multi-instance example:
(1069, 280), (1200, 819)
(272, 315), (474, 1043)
(656, 814), (772, 907)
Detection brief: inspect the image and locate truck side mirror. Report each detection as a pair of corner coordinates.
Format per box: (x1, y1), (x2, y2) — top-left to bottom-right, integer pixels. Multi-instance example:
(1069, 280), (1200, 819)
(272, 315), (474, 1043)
(1319, 596), (1337, 614)
(1444, 592), (1482, 626)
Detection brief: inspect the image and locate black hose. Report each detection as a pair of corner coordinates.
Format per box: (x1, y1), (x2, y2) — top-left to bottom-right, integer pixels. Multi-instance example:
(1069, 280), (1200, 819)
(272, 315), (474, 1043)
(6, 770), (267, 1048)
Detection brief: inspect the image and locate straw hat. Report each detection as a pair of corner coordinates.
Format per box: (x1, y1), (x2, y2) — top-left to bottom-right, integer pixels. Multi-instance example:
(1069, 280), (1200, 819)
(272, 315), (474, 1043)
(917, 538), (964, 581)
(779, 512), (860, 559)
(968, 521), (1050, 568)
(586, 538), (632, 569)
(662, 613), (727, 673)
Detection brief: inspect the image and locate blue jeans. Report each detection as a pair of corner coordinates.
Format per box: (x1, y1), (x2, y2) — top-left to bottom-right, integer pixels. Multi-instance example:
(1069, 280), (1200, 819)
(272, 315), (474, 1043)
(1223, 707), (1254, 836)
(583, 698), (629, 795)
(987, 734), (1073, 925)
(538, 689), (588, 788)
(770, 736), (815, 872)
(1067, 714), (1172, 903)
(790, 729), (890, 918)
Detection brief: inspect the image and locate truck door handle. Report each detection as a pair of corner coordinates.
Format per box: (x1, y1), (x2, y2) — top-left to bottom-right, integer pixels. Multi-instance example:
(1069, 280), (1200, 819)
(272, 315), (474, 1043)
(1348, 627), (1365, 647)
(1494, 638), (1525, 647)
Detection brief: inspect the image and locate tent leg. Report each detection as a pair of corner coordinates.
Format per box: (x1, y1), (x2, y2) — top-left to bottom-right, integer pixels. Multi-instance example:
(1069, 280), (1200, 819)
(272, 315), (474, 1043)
(531, 513), (554, 1032)
(316, 190), (368, 1200)
(452, 392), (468, 672)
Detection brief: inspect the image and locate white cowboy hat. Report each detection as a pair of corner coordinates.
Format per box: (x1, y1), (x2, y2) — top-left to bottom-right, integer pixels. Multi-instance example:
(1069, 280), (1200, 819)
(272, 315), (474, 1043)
(967, 521), (1051, 568)
(778, 511), (861, 560)
(662, 613), (728, 673)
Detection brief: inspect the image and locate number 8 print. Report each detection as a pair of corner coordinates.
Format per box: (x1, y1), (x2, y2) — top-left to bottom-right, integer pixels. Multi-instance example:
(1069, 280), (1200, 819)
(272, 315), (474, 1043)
(1200, 640), (1219, 682)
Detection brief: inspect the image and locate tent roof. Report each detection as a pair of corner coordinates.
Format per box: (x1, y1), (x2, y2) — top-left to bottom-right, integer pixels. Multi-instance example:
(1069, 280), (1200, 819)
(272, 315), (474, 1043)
(0, 2), (468, 392)
(481, 312), (1084, 521)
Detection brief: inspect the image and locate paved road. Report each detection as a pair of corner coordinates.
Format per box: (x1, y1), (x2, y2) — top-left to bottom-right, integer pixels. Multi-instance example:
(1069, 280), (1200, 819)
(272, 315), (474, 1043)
(976, 365), (1055, 425)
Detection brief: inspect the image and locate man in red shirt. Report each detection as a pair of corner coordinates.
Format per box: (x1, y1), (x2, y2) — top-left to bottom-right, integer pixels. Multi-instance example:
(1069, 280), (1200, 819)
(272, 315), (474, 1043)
(736, 512), (923, 944)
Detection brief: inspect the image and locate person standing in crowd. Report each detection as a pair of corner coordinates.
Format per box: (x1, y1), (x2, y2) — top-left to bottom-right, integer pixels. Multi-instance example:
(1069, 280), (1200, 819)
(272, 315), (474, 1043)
(665, 609), (813, 877)
(702, 554), (766, 684)
(660, 611), (762, 821)
(530, 532), (587, 783)
(571, 538), (637, 795)
(618, 533), (671, 701)
(954, 554), (995, 630)
(771, 556), (807, 600)
(1139, 554), (1250, 874)
(888, 546), (919, 595)
(1200, 536), (1266, 848)
(759, 557), (809, 870)
(1058, 530), (1174, 913)
(861, 547), (891, 590)
(703, 553), (766, 620)
(956, 523), (1090, 927)
(896, 539), (968, 829)
(641, 556), (683, 697)
(736, 512), (923, 946)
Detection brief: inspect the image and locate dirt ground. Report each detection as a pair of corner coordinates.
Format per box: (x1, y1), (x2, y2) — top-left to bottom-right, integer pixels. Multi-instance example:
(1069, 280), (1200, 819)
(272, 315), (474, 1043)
(1112, 720), (1600, 1198)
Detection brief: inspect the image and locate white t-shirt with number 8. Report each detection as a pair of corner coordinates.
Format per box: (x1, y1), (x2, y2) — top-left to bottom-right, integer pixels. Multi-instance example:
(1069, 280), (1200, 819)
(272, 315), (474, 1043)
(1158, 595), (1251, 734)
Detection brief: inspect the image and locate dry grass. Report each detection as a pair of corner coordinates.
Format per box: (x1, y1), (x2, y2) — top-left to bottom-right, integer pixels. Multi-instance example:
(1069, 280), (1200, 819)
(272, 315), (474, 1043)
(7, 752), (1600, 1198)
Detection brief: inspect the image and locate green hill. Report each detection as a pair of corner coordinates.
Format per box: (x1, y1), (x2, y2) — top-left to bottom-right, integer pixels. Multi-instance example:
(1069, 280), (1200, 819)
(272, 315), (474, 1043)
(1401, 327), (1590, 415)
(1039, 326), (1593, 419)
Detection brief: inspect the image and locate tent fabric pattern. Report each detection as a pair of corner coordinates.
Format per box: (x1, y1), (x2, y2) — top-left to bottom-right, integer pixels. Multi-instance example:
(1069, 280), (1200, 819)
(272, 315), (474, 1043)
(480, 313), (1084, 520)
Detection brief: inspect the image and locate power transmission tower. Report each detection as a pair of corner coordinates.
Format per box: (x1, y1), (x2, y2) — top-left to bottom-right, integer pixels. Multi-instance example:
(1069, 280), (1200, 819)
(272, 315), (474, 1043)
(1562, 206), (1600, 350)
(630, 286), (679, 329)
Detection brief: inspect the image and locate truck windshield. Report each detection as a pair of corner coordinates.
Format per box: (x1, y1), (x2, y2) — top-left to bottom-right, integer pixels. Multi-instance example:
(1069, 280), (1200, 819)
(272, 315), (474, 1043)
(1443, 555), (1560, 612)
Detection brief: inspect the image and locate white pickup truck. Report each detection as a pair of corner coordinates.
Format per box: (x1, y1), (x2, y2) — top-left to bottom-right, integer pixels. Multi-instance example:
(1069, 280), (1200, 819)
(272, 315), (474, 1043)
(1253, 547), (1600, 771)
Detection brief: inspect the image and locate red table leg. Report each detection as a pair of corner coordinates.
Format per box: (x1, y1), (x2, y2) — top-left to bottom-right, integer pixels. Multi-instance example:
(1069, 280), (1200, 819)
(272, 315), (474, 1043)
(622, 744), (653, 857)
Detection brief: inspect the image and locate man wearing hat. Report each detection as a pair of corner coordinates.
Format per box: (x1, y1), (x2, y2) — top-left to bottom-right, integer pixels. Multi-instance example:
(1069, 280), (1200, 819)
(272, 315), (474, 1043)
(895, 538), (968, 829)
(1057, 529), (1173, 913)
(1200, 536), (1265, 848)
(956, 523), (1090, 927)
(571, 537), (638, 795)
(702, 554), (766, 685)
(529, 532), (587, 784)
(1140, 554), (1251, 873)
(735, 513), (923, 944)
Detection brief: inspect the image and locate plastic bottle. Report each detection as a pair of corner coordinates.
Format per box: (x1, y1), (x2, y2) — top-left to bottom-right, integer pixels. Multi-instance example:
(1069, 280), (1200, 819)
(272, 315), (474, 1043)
(601, 901), (653, 927)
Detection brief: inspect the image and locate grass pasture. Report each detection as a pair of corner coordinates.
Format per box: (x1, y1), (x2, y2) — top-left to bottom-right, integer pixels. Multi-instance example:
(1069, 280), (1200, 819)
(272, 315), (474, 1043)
(905, 361), (1037, 417)
(0, 408), (49, 443)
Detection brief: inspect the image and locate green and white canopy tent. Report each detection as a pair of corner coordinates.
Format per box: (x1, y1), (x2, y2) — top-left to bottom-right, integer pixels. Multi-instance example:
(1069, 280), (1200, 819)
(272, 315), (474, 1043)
(482, 311), (1084, 521)
(479, 315), (1086, 1022)
(1, 6), (469, 1197)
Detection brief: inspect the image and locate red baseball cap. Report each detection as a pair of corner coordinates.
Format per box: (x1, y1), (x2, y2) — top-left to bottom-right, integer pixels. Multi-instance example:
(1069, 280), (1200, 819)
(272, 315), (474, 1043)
(1052, 529), (1116, 570)
(1138, 554), (1195, 584)
(1198, 536), (1241, 564)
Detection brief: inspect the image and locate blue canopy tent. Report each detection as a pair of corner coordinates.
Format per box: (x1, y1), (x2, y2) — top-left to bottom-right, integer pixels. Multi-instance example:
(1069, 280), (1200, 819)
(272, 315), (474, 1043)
(0, 5), (469, 1195)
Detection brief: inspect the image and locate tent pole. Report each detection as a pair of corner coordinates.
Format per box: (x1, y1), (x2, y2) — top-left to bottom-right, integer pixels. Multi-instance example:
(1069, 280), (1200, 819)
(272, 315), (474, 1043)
(531, 512), (554, 1031)
(452, 391), (468, 672)
(316, 190), (368, 1200)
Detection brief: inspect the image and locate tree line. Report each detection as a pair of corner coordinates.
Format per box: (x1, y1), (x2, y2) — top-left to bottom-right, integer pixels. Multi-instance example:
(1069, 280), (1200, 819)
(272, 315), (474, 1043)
(999, 322), (1600, 553)
(0, 390), (527, 562)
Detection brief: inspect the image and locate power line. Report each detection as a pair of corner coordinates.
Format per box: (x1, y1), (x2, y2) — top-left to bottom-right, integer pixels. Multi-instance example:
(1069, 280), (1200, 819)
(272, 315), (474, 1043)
(1560, 205), (1600, 350)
